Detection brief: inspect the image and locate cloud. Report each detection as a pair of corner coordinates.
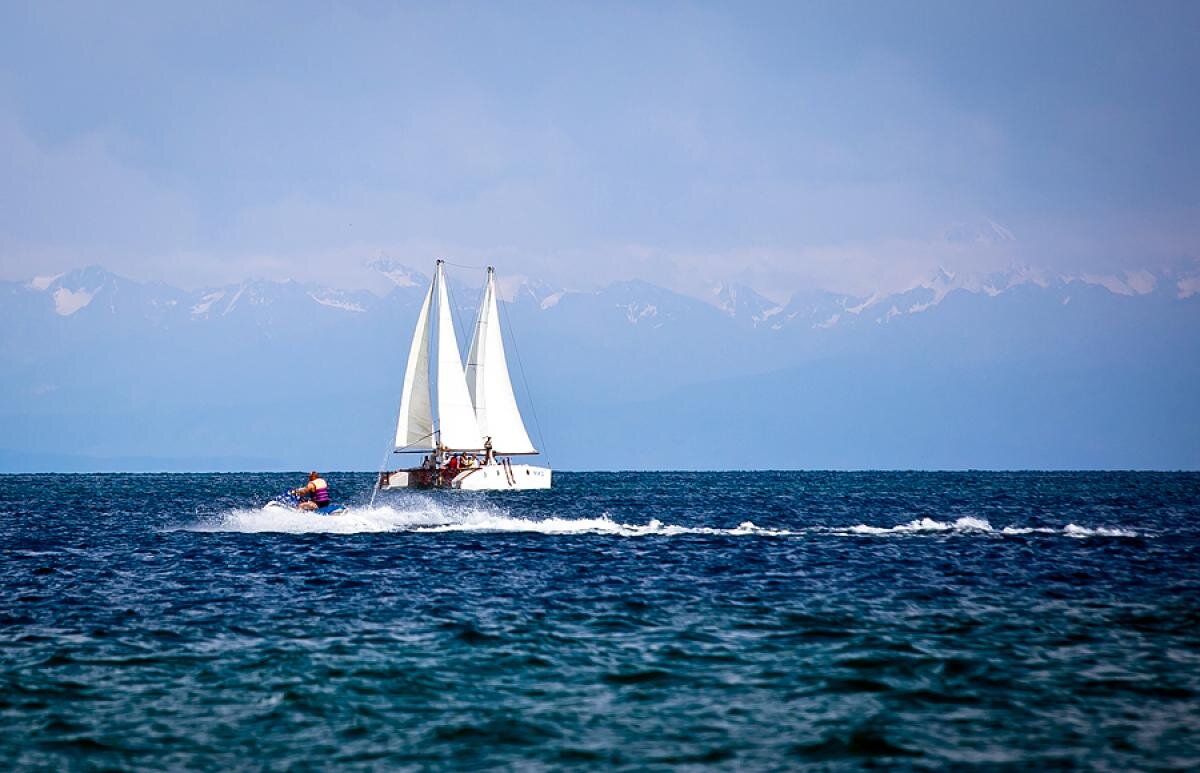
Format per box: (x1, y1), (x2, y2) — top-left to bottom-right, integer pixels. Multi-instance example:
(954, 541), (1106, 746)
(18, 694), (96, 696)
(2, 4), (1198, 300)
(0, 110), (197, 278)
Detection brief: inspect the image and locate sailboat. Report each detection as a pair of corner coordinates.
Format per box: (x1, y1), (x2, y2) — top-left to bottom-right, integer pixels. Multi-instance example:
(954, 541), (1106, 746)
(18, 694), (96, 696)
(378, 261), (552, 491)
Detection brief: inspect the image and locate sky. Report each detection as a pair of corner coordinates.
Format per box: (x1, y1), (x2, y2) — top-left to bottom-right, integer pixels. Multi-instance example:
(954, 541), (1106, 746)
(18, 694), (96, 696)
(1, 0), (1198, 299)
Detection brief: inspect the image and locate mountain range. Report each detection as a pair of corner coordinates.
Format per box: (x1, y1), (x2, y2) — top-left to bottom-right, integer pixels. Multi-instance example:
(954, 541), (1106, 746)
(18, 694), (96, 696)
(2, 260), (1198, 471)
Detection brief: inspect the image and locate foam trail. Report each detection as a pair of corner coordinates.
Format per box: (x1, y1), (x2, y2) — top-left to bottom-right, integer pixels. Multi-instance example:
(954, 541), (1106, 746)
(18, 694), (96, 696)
(188, 506), (451, 535)
(846, 516), (993, 535)
(184, 496), (792, 537)
(412, 515), (792, 537)
(187, 492), (492, 534)
(831, 517), (1139, 538)
(184, 500), (1138, 539)
(1062, 524), (1139, 538)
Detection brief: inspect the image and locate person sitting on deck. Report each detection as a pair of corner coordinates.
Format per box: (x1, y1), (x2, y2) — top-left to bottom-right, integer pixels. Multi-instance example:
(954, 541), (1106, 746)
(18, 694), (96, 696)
(293, 471), (333, 511)
(446, 454), (461, 473)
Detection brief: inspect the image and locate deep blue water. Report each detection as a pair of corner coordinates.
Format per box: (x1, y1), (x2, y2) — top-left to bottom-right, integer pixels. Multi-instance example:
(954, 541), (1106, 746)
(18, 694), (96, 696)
(1, 471), (1198, 770)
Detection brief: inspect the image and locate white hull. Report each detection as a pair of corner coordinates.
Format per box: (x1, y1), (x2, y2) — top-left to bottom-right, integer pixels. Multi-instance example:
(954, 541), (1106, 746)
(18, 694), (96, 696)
(381, 463), (551, 491)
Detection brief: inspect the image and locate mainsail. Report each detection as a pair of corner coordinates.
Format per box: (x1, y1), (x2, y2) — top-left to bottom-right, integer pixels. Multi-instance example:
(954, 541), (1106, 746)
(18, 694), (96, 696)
(393, 281), (434, 450)
(465, 269), (537, 454)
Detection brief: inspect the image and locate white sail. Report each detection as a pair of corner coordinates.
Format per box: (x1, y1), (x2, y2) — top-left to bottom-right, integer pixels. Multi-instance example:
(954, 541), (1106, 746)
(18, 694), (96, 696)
(394, 281), (435, 450)
(465, 269), (537, 454)
(433, 263), (485, 450)
(380, 261), (551, 491)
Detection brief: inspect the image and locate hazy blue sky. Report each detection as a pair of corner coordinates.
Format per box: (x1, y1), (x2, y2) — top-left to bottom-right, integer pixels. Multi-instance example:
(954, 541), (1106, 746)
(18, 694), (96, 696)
(2, 1), (1197, 297)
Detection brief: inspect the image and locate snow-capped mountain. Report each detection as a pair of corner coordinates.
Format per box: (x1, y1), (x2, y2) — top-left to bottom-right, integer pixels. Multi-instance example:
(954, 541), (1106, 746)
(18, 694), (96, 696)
(367, 259), (428, 290)
(705, 282), (786, 329)
(12, 260), (1196, 335)
(12, 265), (384, 326)
(1, 260), (1197, 471)
(18, 266), (191, 322)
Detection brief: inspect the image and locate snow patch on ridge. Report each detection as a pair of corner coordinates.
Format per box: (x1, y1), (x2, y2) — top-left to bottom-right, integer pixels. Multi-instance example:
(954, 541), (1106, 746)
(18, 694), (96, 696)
(384, 270), (419, 287)
(52, 287), (95, 316)
(191, 291), (225, 316)
(28, 273), (63, 291)
(621, 303), (658, 324)
(1079, 270), (1157, 296)
(221, 285), (246, 315)
(845, 293), (884, 315)
(369, 260), (423, 288)
(754, 305), (784, 324)
(308, 293), (365, 312)
(1123, 269), (1157, 295)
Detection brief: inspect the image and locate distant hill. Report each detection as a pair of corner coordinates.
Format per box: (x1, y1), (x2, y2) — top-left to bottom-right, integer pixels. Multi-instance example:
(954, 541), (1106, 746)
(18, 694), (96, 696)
(2, 262), (1198, 471)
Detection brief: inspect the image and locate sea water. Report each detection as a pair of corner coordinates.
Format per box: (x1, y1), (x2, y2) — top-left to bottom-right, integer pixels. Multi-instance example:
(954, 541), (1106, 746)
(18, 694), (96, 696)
(1, 471), (1197, 769)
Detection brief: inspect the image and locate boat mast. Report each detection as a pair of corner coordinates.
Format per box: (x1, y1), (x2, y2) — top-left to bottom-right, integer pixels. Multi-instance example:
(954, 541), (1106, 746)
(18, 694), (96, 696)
(430, 260), (443, 462)
(431, 260), (485, 454)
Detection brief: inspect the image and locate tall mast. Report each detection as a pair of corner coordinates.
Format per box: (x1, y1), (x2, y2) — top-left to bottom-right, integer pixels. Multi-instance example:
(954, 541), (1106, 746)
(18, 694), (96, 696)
(432, 260), (485, 451)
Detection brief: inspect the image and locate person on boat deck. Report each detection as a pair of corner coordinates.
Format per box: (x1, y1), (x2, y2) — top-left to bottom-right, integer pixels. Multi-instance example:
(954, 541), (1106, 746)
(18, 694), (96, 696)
(446, 454), (461, 473)
(483, 437), (494, 465)
(293, 471), (333, 511)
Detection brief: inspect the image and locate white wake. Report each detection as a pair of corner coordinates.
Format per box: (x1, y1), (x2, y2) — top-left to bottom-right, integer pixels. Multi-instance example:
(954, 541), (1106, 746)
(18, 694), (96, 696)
(828, 516), (1138, 539)
(185, 501), (1138, 539)
(184, 492), (788, 537)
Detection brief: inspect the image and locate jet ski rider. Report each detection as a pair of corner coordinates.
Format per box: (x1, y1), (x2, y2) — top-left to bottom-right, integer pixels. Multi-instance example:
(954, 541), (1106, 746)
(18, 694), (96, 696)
(293, 471), (334, 511)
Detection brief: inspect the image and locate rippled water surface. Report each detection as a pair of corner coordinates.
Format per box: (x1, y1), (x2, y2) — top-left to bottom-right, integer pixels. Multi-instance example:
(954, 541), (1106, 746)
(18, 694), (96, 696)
(2, 471), (1198, 770)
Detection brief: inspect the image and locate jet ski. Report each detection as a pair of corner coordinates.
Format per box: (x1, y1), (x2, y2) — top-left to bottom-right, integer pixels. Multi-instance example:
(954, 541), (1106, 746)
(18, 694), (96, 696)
(265, 491), (347, 516)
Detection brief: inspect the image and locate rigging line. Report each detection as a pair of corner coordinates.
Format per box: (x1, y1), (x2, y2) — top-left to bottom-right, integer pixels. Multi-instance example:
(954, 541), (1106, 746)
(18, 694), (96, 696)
(440, 264), (472, 362)
(497, 287), (551, 466)
(368, 436), (394, 508)
(375, 349), (434, 505)
(440, 259), (490, 271)
(467, 271), (489, 367)
(394, 432), (436, 453)
(376, 358), (410, 507)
